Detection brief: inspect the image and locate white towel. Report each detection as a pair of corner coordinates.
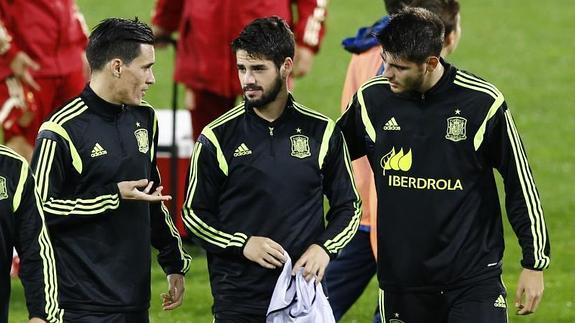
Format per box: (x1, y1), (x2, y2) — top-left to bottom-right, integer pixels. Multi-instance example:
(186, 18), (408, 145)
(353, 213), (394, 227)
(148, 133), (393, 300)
(266, 253), (336, 323)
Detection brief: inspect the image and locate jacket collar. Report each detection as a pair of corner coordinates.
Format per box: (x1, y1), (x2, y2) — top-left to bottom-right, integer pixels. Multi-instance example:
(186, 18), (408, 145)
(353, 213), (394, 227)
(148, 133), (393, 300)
(81, 85), (126, 118)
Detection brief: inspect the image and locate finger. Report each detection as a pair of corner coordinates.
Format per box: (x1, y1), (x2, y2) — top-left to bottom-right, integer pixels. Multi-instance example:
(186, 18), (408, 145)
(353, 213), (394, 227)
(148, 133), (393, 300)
(317, 265), (326, 283)
(292, 257), (306, 276)
(531, 294), (542, 313)
(266, 240), (286, 256)
(23, 56), (40, 71)
(514, 286), (524, 311)
(258, 258), (277, 270)
(143, 181), (154, 194)
(303, 263), (316, 282)
(263, 254), (283, 268)
(172, 282), (184, 302)
(524, 291), (540, 314)
(153, 186), (164, 196)
(165, 288), (183, 310)
(22, 72), (41, 91)
(266, 247), (287, 264)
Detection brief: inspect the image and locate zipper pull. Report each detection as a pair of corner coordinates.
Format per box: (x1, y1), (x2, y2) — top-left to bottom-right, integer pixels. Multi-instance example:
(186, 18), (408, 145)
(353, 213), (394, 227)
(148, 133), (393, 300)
(268, 127), (274, 136)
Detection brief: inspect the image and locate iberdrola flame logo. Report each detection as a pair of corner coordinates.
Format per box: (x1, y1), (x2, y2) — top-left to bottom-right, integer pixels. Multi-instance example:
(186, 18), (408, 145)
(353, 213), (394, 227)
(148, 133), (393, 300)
(380, 147), (412, 175)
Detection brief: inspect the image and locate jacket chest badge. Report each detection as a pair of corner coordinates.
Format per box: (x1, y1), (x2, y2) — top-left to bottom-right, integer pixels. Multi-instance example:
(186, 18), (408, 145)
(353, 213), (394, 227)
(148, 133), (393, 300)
(0, 176), (8, 200)
(445, 109), (467, 142)
(134, 128), (149, 154)
(290, 134), (311, 159)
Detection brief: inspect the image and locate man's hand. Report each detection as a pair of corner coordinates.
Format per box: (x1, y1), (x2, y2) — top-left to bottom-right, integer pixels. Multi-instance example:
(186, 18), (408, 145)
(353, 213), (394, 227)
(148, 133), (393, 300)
(28, 318), (46, 323)
(515, 268), (544, 315)
(117, 179), (172, 202)
(293, 46), (314, 78)
(185, 88), (196, 111)
(152, 25), (174, 49)
(292, 244), (330, 282)
(243, 236), (286, 269)
(10, 51), (40, 91)
(161, 273), (185, 310)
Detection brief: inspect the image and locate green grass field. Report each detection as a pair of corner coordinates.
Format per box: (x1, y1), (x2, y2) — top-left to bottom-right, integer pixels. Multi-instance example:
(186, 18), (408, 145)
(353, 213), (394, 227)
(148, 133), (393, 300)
(7, 0), (575, 322)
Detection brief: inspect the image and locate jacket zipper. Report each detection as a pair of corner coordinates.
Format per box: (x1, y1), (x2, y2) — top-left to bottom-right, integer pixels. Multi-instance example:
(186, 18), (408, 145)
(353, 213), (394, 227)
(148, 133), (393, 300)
(269, 126), (275, 157)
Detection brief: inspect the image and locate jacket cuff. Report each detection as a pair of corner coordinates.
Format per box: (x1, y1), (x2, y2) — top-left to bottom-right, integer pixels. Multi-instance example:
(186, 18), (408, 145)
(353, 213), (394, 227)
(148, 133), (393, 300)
(318, 242), (337, 260)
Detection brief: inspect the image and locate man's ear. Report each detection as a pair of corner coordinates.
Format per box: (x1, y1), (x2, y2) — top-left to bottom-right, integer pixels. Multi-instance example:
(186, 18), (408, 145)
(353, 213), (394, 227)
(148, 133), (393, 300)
(109, 58), (123, 78)
(425, 56), (440, 72)
(280, 57), (293, 78)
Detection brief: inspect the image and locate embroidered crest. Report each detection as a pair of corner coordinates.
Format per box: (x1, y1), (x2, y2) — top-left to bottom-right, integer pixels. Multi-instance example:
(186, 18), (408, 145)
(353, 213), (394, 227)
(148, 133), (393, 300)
(445, 116), (467, 142)
(0, 176), (8, 200)
(290, 135), (311, 159)
(134, 128), (149, 154)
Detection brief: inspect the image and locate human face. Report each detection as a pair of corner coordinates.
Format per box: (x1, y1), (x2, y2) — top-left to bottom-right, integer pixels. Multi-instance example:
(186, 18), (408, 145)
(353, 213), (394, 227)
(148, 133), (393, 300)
(236, 50), (284, 108)
(116, 44), (156, 105)
(381, 51), (427, 94)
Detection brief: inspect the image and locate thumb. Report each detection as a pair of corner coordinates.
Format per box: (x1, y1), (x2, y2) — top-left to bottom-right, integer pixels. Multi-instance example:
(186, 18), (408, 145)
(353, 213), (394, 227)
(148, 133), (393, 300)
(23, 54), (40, 71)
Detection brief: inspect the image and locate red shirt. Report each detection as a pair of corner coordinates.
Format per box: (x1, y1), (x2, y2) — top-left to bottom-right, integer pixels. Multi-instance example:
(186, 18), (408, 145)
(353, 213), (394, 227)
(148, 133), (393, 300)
(152, 0), (327, 97)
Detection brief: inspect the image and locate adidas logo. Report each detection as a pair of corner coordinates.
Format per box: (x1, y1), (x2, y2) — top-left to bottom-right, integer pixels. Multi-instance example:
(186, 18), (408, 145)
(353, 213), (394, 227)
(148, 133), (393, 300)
(494, 295), (506, 309)
(384, 117), (401, 131)
(233, 143), (252, 157)
(90, 143), (108, 158)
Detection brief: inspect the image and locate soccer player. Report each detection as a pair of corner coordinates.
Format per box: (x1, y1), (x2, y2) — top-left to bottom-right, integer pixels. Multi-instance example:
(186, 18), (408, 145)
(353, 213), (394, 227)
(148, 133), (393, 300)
(0, 145), (62, 323)
(182, 16), (361, 322)
(30, 18), (192, 322)
(337, 8), (550, 322)
(326, 1), (462, 321)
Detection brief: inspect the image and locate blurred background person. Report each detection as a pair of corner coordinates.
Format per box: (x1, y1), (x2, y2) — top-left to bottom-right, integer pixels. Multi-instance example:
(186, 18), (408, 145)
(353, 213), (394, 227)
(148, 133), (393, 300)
(151, 0), (328, 139)
(325, 0), (461, 321)
(0, 0), (88, 161)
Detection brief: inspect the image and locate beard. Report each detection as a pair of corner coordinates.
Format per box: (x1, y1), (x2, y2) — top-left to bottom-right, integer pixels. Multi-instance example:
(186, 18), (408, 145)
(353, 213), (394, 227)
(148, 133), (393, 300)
(243, 76), (283, 109)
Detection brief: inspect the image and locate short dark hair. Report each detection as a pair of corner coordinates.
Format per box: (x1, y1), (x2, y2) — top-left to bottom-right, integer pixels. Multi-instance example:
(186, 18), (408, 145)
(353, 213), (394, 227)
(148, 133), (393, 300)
(231, 16), (295, 69)
(376, 7), (444, 64)
(409, 0), (460, 37)
(86, 17), (154, 72)
(384, 0), (408, 14)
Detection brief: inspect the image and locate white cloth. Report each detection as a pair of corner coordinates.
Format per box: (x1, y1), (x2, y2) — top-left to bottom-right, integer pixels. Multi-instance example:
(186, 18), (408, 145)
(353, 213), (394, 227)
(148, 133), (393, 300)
(266, 253), (336, 323)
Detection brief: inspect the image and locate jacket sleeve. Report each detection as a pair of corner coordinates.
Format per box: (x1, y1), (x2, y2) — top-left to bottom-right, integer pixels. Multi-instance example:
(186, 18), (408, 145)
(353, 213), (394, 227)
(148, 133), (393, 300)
(14, 159), (63, 323)
(292, 0), (327, 52)
(336, 93), (370, 160)
(182, 133), (249, 256)
(485, 102), (550, 270)
(151, 0), (185, 33)
(315, 123), (362, 258)
(149, 113), (192, 275)
(31, 127), (121, 226)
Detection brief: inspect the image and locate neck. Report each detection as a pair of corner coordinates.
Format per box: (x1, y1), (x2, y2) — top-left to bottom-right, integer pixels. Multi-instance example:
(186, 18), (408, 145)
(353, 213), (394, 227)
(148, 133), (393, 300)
(419, 61), (445, 93)
(253, 90), (289, 122)
(90, 74), (121, 105)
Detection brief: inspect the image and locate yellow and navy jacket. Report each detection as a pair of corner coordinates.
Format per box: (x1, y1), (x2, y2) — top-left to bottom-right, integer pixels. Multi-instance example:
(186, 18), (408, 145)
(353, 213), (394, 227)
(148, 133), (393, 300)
(183, 95), (361, 315)
(0, 145), (62, 323)
(30, 86), (191, 312)
(337, 60), (550, 292)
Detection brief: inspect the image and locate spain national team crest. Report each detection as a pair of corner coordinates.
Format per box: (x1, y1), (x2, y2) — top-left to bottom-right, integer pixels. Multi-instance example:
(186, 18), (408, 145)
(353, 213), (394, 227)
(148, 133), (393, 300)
(0, 176), (8, 200)
(445, 116), (467, 142)
(134, 129), (149, 154)
(290, 135), (311, 159)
